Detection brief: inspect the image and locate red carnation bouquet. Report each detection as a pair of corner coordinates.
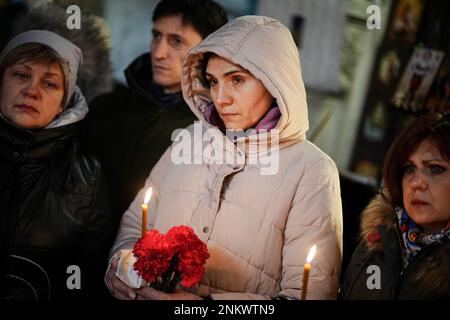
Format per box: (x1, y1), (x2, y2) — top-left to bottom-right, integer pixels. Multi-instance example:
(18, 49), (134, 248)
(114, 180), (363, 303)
(132, 225), (209, 293)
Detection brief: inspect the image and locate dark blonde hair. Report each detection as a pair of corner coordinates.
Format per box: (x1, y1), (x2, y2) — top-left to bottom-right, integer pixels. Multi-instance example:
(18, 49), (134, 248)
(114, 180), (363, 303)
(0, 43), (69, 107)
(383, 112), (450, 207)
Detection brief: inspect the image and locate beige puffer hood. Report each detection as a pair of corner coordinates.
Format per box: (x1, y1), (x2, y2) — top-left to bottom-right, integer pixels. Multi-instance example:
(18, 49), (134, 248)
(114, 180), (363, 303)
(182, 15), (308, 147)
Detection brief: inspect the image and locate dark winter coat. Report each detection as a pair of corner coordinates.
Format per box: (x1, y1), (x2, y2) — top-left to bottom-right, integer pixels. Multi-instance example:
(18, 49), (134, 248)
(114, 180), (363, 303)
(81, 53), (197, 230)
(340, 194), (450, 300)
(0, 91), (113, 300)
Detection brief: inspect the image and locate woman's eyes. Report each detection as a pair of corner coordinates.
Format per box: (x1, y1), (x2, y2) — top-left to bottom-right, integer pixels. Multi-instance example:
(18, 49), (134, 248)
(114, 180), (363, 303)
(13, 71), (58, 89)
(169, 37), (182, 46)
(206, 75), (245, 88)
(42, 80), (57, 89)
(207, 78), (218, 87)
(430, 165), (445, 174)
(232, 76), (244, 84)
(403, 163), (446, 175)
(13, 71), (29, 79)
(404, 164), (415, 174)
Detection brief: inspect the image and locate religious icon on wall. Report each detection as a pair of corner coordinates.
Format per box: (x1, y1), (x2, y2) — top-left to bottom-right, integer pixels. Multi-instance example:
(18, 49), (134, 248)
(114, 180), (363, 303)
(355, 159), (379, 180)
(340, 16), (367, 92)
(378, 50), (401, 86)
(425, 54), (450, 112)
(363, 102), (387, 142)
(391, 48), (444, 112)
(388, 0), (423, 44)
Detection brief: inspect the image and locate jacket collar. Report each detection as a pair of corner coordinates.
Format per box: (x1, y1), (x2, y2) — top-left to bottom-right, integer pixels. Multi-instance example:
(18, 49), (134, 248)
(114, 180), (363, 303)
(359, 192), (397, 252)
(0, 115), (79, 162)
(124, 53), (186, 109)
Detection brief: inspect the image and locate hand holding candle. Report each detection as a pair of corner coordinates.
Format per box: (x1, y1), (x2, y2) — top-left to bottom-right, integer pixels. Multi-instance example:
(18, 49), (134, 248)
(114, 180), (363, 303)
(301, 244), (316, 300)
(141, 187), (152, 238)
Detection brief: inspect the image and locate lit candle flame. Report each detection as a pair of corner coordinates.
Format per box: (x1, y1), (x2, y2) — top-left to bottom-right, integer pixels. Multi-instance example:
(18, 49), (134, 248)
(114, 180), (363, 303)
(306, 245), (316, 263)
(144, 187), (152, 204)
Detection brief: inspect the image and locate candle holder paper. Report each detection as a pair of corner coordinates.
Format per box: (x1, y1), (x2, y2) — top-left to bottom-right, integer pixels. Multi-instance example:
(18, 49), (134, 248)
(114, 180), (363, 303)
(115, 249), (143, 289)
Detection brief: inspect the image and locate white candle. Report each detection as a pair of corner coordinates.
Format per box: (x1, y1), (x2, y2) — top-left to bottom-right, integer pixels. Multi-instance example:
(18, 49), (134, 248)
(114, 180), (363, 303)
(141, 187), (152, 238)
(301, 245), (316, 300)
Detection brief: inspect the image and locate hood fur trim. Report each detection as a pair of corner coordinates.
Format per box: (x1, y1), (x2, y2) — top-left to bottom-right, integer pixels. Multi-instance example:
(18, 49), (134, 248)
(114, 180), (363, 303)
(12, 4), (112, 103)
(360, 192), (396, 251)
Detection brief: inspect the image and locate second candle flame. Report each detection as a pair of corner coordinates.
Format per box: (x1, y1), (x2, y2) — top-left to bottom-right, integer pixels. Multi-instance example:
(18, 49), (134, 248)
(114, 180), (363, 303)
(306, 245), (317, 263)
(144, 187), (152, 204)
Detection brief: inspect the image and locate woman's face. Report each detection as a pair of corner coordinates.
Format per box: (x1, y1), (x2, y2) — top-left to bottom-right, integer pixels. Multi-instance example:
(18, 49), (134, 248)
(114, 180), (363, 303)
(205, 55), (273, 131)
(402, 139), (450, 232)
(0, 61), (64, 129)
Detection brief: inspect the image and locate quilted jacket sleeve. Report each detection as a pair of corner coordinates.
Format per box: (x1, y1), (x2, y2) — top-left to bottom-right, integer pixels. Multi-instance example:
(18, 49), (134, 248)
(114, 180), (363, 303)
(277, 157), (343, 300)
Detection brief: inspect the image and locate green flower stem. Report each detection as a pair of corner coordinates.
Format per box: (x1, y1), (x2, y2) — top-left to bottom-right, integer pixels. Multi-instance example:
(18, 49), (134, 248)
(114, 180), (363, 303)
(161, 253), (181, 293)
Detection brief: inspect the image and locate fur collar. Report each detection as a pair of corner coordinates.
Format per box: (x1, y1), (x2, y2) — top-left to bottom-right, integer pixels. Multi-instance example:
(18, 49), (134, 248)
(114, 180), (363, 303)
(12, 4), (113, 103)
(360, 192), (397, 252)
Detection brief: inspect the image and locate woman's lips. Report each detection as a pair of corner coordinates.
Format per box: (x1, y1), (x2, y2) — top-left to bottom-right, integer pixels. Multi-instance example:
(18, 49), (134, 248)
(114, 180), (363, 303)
(220, 113), (239, 118)
(411, 199), (429, 206)
(14, 104), (38, 113)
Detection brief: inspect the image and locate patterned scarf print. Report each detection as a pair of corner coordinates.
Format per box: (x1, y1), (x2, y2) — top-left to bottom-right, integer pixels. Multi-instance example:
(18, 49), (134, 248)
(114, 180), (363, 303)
(396, 207), (450, 268)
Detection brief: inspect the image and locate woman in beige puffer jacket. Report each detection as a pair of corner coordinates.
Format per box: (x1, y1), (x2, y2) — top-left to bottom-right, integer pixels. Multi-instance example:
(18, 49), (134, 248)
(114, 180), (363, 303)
(107, 15), (343, 300)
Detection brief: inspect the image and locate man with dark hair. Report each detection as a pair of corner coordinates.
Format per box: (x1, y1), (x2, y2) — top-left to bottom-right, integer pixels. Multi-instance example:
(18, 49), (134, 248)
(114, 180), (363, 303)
(82, 0), (228, 231)
(152, 0), (228, 39)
